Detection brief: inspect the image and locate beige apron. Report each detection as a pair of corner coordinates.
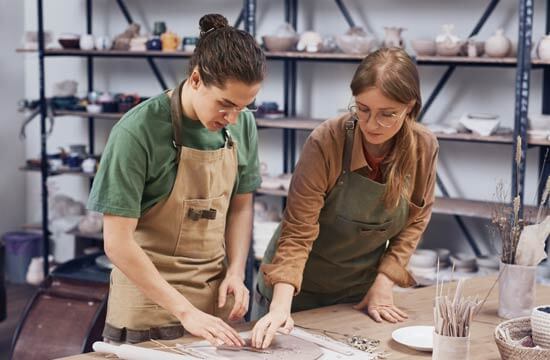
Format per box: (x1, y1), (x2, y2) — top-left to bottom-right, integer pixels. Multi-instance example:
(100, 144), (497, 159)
(103, 81), (238, 343)
(258, 119), (409, 312)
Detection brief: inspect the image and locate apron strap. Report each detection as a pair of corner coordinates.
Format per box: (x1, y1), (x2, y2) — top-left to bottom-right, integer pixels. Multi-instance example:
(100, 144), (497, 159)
(170, 80), (186, 162)
(341, 118), (356, 179)
(170, 80), (234, 159)
(222, 127), (234, 148)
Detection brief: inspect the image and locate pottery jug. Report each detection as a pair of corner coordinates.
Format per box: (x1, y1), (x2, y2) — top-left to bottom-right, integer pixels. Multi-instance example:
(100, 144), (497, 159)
(384, 27), (405, 48)
(79, 34), (95, 51)
(485, 29), (511, 58)
(538, 35), (550, 61)
(161, 31), (180, 52)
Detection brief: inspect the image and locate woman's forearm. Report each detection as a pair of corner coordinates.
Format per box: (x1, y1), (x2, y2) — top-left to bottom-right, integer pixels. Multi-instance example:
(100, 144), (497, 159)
(269, 282), (295, 312)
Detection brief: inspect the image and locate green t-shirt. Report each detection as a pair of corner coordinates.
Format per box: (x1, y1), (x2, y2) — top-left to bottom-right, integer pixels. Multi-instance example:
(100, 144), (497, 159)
(87, 92), (261, 218)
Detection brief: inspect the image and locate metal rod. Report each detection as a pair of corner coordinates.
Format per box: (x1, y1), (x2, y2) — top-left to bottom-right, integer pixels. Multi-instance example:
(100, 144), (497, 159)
(87, 0), (95, 156)
(115, 0), (167, 90)
(418, 66), (455, 122)
(419, 0), (500, 121)
(147, 61), (168, 90)
(469, 0), (500, 37)
(512, 0), (534, 218)
(291, 0), (298, 28)
(290, 61), (297, 171)
(115, 0), (133, 23)
(540, 0), (550, 203)
(334, 0), (356, 28)
(244, 0), (257, 37)
(234, 7), (244, 29)
(435, 176), (482, 256)
(37, 0), (50, 278)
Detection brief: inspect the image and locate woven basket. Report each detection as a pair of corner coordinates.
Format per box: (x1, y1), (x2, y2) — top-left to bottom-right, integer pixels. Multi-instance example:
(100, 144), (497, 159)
(494, 317), (550, 359)
(531, 306), (550, 348)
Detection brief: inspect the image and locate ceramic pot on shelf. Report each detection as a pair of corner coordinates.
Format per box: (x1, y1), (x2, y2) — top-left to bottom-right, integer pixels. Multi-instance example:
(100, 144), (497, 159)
(485, 29), (511, 58)
(537, 35), (550, 61)
(79, 34), (95, 51)
(384, 27), (405, 48)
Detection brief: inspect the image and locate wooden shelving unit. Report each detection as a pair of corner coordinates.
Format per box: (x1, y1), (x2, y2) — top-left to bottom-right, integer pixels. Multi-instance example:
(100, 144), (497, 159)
(257, 186), (538, 220)
(48, 111), (550, 146)
(16, 48), (550, 68)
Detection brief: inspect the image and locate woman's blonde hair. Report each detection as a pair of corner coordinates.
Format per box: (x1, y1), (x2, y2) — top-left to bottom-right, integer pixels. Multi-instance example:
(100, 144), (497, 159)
(350, 47), (421, 209)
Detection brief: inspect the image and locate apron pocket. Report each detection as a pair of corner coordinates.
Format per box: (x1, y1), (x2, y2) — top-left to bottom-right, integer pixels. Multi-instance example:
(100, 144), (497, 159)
(175, 195), (228, 258)
(336, 215), (393, 230)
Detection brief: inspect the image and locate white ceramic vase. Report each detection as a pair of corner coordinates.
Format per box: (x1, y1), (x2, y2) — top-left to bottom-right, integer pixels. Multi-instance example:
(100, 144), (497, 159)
(485, 29), (511, 58)
(498, 261), (537, 319)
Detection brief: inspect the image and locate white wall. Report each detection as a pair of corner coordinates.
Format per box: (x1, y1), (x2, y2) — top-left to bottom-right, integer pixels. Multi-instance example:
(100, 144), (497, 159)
(0, 0), (26, 237)
(21, 0), (548, 256)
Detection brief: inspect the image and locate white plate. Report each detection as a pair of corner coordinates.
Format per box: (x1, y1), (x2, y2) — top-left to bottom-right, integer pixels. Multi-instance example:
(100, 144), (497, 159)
(391, 325), (434, 352)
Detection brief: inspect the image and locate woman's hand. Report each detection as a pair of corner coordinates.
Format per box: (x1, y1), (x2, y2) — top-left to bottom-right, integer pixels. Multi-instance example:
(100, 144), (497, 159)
(251, 282), (295, 349)
(251, 307), (294, 349)
(218, 274), (249, 321)
(353, 273), (408, 323)
(178, 306), (245, 347)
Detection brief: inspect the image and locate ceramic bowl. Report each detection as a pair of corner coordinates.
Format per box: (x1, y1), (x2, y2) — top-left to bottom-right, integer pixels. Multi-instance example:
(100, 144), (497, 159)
(58, 33), (80, 49)
(336, 34), (375, 54)
(531, 306), (550, 348)
(459, 118), (500, 137)
(262, 35), (299, 52)
(436, 41), (463, 56)
(450, 254), (478, 272)
(410, 39), (436, 56)
(86, 104), (102, 114)
(409, 249), (438, 268)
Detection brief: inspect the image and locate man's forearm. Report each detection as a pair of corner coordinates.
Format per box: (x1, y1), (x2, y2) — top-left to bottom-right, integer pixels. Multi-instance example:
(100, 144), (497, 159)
(104, 216), (194, 319)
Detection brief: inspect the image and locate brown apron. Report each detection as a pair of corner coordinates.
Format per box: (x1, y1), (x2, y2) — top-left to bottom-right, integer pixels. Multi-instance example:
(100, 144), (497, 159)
(103, 81), (238, 343)
(258, 119), (409, 312)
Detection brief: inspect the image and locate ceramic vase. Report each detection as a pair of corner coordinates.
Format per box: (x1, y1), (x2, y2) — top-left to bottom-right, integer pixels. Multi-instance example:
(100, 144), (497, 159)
(538, 35), (550, 61)
(485, 29), (511, 58)
(498, 261), (537, 319)
(384, 27), (405, 48)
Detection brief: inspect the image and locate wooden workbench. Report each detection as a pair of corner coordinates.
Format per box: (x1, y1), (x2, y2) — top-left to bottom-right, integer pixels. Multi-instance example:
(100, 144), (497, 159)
(61, 276), (550, 359)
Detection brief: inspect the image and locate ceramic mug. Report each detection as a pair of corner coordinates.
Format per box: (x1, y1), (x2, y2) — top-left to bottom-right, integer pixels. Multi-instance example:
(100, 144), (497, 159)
(82, 158), (97, 173)
(147, 36), (162, 51)
(48, 158), (63, 171)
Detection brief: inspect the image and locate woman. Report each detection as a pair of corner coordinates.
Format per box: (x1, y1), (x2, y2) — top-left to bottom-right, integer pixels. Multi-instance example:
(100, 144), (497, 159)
(251, 48), (439, 348)
(87, 14), (265, 346)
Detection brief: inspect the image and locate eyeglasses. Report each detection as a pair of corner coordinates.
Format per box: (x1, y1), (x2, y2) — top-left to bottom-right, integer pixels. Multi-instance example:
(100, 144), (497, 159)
(348, 104), (408, 128)
(218, 106), (258, 115)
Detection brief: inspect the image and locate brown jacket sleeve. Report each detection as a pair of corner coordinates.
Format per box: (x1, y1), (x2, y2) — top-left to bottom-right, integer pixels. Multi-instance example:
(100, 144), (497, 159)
(378, 127), (439, 287)
(260, 121), (341, 293)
